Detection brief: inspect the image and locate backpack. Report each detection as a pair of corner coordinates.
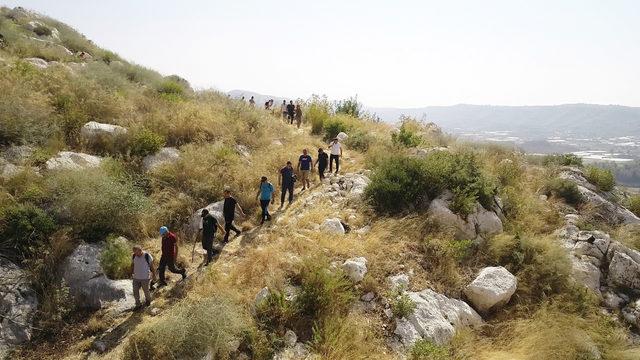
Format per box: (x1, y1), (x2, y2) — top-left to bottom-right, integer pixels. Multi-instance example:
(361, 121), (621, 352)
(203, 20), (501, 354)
(132, 252), (152, 267)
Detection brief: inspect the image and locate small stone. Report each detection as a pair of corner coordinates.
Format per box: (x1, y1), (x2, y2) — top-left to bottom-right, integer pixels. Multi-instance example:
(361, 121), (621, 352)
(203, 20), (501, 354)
(361, 292), (375, 302)
(284, 329), (297, 347)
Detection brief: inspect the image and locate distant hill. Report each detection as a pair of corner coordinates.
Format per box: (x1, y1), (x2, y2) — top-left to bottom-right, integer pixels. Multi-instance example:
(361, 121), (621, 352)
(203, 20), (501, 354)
(367, 104), (640, 139)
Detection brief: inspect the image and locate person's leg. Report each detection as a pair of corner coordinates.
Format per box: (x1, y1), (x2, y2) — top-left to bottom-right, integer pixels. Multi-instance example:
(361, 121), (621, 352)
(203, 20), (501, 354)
(223, 221), (231, 242)
(229, 221), (241, 235)
(133, 279), (142, 306)
(167, 256), (187, 278)
(158, 256), (167, 284)
(319, 166), (325, 180)
(287, 183), (294, 203)
(141, 279), (151, 305)
(280, 186), (287, 206)
(260, 200), (269, 222)
(329, 155), (335, 172)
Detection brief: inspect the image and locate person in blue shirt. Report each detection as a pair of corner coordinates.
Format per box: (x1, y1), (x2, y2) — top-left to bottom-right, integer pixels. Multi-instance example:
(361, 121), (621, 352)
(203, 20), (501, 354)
(255, 176), (275, 224)
(278, 161), (295, 209)
(297, 148), (313, 191)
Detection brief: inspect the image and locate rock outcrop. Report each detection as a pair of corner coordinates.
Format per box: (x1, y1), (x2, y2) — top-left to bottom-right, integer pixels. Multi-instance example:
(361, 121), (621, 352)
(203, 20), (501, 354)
(341, 257), (368, 282)
(142, 147), (180, 171)
(464, 266), (517, 313)
(45, 151), (102, 171)
(61, 243), (134, 312)
(0, 259), (38, 357)
(393, 289), (482, 346)
(80, 121), (128, 141)
(23, 57), (48, 69)
(321, 218), (345, 235)
(427, 191), (503, 240)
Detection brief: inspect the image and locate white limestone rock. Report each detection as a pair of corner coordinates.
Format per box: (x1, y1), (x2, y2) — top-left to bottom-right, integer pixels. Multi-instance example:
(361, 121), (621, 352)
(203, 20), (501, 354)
(464, 267), (517, 313)
(45, 151), (102, 171)
(341, 257), (368, 283)
(0, 259), (38, 357)
(142, 147), (180, 171)
(80, 121), (127, 141)
(321, 218), (345, 235)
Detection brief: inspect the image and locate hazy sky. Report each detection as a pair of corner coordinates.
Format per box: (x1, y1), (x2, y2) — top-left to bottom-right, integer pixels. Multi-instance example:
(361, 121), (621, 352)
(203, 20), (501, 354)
(3, 0), (640, 107)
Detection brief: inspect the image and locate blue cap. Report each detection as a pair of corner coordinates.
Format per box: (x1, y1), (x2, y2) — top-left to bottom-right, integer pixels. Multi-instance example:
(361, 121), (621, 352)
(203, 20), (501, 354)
(159, 226), (169, 235)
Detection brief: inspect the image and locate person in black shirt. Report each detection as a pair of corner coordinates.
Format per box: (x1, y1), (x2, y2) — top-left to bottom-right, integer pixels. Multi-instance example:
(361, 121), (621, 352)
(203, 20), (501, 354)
(314, 148), (329, 180)
(278, 161), (295, 209)
(222, 189), (245, 243)
(199, 209), (226, 265)
(286, 101), (295, 124)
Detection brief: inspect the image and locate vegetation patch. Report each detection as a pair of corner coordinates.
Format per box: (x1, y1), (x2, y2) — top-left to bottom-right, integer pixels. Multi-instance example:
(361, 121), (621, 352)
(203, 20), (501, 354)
(544, 178), (583, 206)
(585, 166), (615, 192)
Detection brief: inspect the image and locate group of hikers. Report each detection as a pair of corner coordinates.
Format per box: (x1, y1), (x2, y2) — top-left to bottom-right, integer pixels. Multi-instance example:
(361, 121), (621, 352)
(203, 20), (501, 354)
(239, 96), (304, 128)
(128, 137), (344, 310)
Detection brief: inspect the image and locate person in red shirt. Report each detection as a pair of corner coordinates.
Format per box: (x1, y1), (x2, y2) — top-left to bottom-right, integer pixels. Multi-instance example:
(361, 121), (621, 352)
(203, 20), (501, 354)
(158, 226), (186, 287)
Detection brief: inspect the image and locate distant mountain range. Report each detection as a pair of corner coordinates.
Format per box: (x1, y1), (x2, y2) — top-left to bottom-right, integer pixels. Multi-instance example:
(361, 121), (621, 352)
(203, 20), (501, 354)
(367, 104), (640, 140)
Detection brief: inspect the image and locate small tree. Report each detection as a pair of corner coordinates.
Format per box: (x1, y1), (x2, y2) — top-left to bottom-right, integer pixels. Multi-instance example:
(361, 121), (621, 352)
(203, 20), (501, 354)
(335, 96), (362, 118)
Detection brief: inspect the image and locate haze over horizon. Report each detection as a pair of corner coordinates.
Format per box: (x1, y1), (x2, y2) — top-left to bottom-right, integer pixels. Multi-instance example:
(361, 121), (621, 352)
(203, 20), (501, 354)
(3, 0), (640, 108)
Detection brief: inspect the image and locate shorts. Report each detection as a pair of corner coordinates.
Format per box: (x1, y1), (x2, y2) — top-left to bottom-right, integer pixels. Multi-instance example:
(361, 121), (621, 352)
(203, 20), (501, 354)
(300, 170), (310, 181)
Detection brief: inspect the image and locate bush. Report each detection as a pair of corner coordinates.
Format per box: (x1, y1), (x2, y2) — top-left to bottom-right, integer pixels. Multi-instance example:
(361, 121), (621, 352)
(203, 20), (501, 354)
(47, 169), (149, 241)
(129, 128), (165, 157)
(255, 290), (298, 335)
(296, 260), (355, 322)
(627, 195), (640, 217)
(392, 122), (423, 148)
(0, 203), (57, 262)
(322, 117), (351, 141)
(157, 80), (185, 97)
(391, 292), (416, 318)
(100, 236), (131, 279)
(310, 314), (384, 360)
(545, 178), (583, 206)
(33, 24), (52, 36)
(585, 166), (615, 192)
(345, 130), (373, 152)
(335, 96), (362, 118)
(410, 340), (450, 360)
(543, 154), (583, 167)
(123, 296), (249, 360)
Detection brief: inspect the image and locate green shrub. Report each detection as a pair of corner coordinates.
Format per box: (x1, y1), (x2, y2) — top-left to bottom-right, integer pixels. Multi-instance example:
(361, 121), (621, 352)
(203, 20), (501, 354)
(335, 96), (362, 118)
(543, 154), (583, 167)
(33, 24), (52, 36)
(410, 339), (450, 360)
(392, 123), (423, 148)
(306, 96), (332, 135)
(545, 178), (583, 206)
(391, 292), (416, 318)
(47, 169), (149, 241)
(130, 128), (165, 157)
(100, 236), (131, 279)
(255, 290), (298, 335)
(627, 195), (640, 217)
(123, 296), (249, 360)
(0, 203), (56, 262)
(585, 166), (615, 192)
(296, 260), (355, 321)
(345, 130), (373, 152)
(157, 80), (185, 96)
(322, 117), (351, 141)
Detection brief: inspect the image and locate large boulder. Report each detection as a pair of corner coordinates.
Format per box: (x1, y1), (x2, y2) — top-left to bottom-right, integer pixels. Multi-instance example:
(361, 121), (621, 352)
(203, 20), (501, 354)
(61, 243), (134, 311)
(143, 147), (180, 171)
(45, 151), (102, 171)
(3, 145), (34, 164)
(336, 132), (348, 142)
(427, 192), (503, 240)
(80, 121), (127, 141)
(187, 200), (243, 237)
(393, 289), (482, 346)
(23, 57), (48, 69)
(0, 259), (38, 357)
(341, 257), (368, 283)
(321, 218), (345, 235)
(464, 266), (517, 313)
(608, 251), (640, 290)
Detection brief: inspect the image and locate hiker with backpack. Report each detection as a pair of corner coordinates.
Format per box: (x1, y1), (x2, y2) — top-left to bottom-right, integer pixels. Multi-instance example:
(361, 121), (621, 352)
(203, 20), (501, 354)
(256, 176), (275, 224)
(278, 161), (296, 209)
(131, 245), (156, 310)
(222, 188), (246, 243)
(158, 226), (187, 287)
(286, 101), (295, 124)
(314, 147), (329, 180)
(297, 148), (312, 191)
(199, 209), (226, 265)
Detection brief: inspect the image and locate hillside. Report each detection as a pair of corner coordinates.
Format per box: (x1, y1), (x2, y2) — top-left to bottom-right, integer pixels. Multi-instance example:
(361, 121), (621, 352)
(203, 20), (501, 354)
(3, 6), (640, 360)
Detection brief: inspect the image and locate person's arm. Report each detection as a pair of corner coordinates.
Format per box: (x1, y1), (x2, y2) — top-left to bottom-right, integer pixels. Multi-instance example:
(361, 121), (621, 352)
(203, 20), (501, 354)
(173, 237), (179, 258)
(256, 185), (261, 201)
(236, 202), (246, 217)
(150, 259), (157, 281)
(217, 222), (226, 235)
(297, 158), (301, 171)
(130, 259), (134, 279)
(340, 144), (343, 156)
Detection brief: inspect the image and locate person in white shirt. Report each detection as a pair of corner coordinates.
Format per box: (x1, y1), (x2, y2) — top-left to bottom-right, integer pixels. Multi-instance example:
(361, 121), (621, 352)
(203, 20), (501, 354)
(329, 138), (343, 174)
(131, 245), (156, 310)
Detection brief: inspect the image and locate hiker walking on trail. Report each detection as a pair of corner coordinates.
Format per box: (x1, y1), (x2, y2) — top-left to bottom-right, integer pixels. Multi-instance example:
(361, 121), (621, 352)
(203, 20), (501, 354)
(264, 100), (271, 110)
(256, 176), (275, 224)
(315, 148), (329, 180)
(295, 104), (303, 128)
(329, 138), (343, 174)
(223, 189), (245, 243)
(279, 161), (295, 208)
(131, 245), (156, 310)
(158, 226), (187, 287)
(281, 100), (287, 119)
(297, 148), (312, 191)
(249, 96), (255, 106)
(199, 209), (225, 265)
(286, 101), (295, 124)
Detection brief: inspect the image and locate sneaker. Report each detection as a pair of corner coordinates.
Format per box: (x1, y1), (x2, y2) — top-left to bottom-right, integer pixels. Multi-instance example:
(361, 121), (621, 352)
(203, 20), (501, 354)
(181, 272), (187, 281)
(235, 231), (242, 238)
(144, 301), (151, 307)
(133, 304), (143, 311)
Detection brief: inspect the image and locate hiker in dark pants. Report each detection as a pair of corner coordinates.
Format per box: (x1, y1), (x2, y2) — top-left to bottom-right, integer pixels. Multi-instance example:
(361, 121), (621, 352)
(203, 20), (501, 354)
(222, 188), (246, 243)
(286, 101), (295, 124)
(256, 176), (275, 224)
(314, 148), (328, 180)
(329, 137), (343, 174)
(158, 226), (186, 287)
(199, 209), (226, 265)
(131, 245), (156, 310)
(278, 161), (295, 209)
